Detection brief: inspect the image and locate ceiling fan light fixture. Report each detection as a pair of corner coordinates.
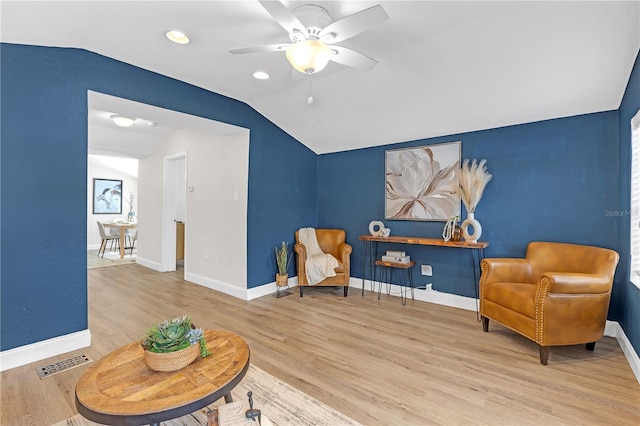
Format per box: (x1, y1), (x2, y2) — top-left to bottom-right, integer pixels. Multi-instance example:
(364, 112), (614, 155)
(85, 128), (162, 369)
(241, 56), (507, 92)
(286, 40), (331, 74)
(165, 30), (190, 45)
(111, 115), (136, 128)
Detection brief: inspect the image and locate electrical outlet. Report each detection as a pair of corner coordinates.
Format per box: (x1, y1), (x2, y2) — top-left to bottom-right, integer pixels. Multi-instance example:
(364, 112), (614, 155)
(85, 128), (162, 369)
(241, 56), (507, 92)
(421, 265), (433, 276)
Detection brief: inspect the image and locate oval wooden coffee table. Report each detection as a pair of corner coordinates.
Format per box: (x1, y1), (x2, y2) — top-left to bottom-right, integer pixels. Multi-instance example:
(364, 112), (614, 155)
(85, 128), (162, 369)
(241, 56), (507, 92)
(75, 330), (250, 425)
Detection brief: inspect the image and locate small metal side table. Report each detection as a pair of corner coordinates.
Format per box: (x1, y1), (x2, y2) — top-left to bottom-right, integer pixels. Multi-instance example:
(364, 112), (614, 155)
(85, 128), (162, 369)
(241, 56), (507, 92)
(375, 259), (416, 306)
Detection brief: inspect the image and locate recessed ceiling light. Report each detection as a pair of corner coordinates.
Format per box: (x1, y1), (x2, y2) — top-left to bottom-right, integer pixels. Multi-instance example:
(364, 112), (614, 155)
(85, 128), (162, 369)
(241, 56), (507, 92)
(165, 30), (190, 45)
(111, 115), (136, 127)
(253, 71), (270, 80)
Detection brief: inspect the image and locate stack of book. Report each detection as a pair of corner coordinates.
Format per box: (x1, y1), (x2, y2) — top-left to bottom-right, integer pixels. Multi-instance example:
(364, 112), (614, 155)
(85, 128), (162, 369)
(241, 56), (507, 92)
(381, 250), (411, 264)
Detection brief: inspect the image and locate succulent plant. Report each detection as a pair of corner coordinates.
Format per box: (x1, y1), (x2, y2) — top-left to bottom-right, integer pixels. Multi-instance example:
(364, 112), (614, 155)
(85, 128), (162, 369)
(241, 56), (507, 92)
(142, 315), (211, 357)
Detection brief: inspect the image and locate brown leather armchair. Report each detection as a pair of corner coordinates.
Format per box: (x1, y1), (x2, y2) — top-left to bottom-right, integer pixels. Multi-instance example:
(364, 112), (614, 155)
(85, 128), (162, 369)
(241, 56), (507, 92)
(294, 229), (352, 297)
(479, 241), (619, 364)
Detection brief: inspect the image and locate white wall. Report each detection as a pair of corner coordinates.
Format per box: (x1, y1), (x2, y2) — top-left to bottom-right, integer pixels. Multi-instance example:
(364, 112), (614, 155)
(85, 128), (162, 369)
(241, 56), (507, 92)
(137, 128), (249, 291)
(87, 155), (138, 249)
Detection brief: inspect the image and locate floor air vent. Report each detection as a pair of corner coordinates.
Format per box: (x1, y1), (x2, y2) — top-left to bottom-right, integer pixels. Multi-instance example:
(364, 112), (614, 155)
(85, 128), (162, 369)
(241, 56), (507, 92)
(36, 353), (93, 379)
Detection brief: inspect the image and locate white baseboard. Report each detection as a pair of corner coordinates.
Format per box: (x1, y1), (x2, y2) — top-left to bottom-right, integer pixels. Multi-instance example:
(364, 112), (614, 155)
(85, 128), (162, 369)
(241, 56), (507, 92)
(136, 256), (163, 271)
(0, 329), (91, 372)
(348, 277), (477, 311)
(247, 276), (299, 301)
(185, 273), (299, 301)
(605, 321), (640, 384)
(87, 243), (101, 251)
(185, 272), (249, 300)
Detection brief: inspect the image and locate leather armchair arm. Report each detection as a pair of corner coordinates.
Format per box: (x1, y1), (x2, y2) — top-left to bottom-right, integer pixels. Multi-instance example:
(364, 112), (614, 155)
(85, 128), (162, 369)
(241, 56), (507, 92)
(337, 242), (352, 274)
(294, 243), (306, 256)
(480, 258), (533, 285)
(337, 243), (352, 262)
(294, 243), (307, 275)
(540, 272), (612, 294)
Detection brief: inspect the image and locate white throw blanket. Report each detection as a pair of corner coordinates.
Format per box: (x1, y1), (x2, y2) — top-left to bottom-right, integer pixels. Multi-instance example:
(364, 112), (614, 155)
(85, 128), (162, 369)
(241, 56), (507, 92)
(298, 227), (339, 285)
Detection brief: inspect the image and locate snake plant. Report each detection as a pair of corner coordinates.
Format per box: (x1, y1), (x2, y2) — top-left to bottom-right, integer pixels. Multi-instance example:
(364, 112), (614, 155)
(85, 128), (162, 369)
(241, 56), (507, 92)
(275, 241), (292, 275)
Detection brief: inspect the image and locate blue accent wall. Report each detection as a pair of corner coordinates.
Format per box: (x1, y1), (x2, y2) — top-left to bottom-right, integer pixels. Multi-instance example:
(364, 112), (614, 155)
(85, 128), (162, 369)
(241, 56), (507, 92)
(618, 50), (640, 358)
(319, 112), (621, 301)
(0, 44), (317, 351)
(1, 41), (638, 363)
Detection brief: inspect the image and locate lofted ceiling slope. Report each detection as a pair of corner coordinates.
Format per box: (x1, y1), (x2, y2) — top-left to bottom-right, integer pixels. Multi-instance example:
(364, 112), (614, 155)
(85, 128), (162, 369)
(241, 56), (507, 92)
(1, 1), (639, 154)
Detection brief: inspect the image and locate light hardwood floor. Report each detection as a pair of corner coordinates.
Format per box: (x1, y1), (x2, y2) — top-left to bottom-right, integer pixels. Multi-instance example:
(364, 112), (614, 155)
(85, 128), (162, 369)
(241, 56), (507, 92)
(2, 263), (639, 425)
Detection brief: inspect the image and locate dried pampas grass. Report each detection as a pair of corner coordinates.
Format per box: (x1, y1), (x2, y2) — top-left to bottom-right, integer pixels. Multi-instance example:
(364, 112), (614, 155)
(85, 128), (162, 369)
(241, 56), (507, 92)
(458, 159), (492, 213)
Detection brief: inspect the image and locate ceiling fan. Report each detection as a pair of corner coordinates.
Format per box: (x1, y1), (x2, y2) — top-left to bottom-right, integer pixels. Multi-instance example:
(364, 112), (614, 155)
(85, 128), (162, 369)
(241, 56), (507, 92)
(229, 1), (389, 75)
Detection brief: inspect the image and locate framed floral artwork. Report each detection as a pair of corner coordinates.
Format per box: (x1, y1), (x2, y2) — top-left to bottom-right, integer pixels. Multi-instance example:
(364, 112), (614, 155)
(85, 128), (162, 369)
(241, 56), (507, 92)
(93, 178), (123, 214)
(385, 141), (461, 221)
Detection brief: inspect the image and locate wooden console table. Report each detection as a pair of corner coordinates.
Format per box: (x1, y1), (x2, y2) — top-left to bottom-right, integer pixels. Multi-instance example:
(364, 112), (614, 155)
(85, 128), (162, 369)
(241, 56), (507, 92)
(359, 235), (488, 297)
(75, 330), (250, 426)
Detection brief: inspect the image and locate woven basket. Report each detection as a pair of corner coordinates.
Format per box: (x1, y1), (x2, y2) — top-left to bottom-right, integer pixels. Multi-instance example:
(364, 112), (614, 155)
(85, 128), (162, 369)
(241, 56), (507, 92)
(276, 273), (288, 287)
(144, 343), (199, 372)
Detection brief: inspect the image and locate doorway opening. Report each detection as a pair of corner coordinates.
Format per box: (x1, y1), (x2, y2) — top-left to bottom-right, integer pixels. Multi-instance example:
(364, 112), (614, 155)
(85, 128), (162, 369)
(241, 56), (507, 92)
(161, 152), (187, 273)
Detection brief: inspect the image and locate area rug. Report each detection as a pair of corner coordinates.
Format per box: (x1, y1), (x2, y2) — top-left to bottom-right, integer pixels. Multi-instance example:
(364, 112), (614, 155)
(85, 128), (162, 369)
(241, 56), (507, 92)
(102, 251), (136, 261)
(53, 364), (361, 426)
(87, 249), (137, 270)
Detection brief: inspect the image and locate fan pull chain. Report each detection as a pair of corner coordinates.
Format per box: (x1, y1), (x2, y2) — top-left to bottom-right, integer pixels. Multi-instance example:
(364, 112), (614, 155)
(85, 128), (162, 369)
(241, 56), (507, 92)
(307, 79), (314, 105)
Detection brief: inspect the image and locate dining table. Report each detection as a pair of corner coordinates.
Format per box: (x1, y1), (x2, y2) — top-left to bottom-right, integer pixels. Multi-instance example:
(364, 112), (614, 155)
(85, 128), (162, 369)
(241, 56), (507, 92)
(102, 222), (137, 259)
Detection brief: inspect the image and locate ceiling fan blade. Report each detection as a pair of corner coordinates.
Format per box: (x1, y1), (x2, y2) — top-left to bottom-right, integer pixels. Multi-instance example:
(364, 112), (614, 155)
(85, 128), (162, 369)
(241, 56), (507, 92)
(258, 1), (306, 36)
(329, 45), (378, 70)
(229, 44), (289, 54)
(319, 5), (388, 44)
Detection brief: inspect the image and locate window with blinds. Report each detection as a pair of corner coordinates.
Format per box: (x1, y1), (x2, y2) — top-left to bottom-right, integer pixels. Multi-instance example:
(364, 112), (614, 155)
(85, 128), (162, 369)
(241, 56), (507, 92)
(630, 109), (640, 288)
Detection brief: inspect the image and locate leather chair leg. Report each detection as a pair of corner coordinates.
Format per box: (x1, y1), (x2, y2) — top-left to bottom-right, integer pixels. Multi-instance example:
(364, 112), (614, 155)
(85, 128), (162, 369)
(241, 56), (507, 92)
(481, 316), (489, 332)
(585, 342), (596, 351)
(538, 346), (550, 365)
(344, 286), (348, 297)
(299, 287), (304, 297)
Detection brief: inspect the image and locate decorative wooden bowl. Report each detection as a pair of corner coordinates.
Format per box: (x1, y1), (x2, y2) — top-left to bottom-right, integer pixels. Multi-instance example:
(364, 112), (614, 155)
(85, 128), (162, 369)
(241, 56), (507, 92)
(144, 343), (199, 372)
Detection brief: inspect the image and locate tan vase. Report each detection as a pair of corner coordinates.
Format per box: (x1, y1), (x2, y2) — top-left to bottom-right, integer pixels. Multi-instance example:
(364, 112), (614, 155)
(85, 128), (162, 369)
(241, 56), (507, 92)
(144, 343), (199, 372)
(276, 273), (288, 287)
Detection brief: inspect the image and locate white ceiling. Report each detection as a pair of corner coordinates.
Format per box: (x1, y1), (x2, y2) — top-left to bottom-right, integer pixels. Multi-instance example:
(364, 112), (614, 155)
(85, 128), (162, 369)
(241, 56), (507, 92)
(2, 1), (639, 154)
(87, 91), (246, 158)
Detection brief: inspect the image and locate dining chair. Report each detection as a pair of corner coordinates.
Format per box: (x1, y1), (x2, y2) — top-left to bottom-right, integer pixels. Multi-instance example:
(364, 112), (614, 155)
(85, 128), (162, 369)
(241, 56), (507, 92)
(97, 222), (120, 257)
(109, 227), (121, 252)
(129, 229), (138, 256)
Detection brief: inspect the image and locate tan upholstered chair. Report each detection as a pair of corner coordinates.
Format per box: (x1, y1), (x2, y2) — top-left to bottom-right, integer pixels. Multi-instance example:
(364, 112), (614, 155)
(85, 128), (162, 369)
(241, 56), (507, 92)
(294, 229), (352, 297)
(479, 241), (619, 364)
